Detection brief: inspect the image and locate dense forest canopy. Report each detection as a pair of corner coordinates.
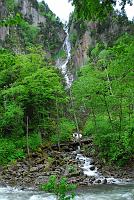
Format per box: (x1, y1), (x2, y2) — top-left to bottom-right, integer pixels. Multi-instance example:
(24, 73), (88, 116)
(0, 0), (134, 171)
(71, 33), (134, 165)
(70, 0), (133, 20)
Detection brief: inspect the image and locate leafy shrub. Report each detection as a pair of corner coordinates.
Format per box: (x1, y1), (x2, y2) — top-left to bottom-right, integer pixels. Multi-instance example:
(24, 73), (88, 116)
(83, 118), (95, 136)
(0, 139), (25, 164)
(28, 132), (42, 150)
(72, 33), (134, 166)
(0, 132), (42, 165)
(41, 175), (76, 200)
(50, 118), (75, 144)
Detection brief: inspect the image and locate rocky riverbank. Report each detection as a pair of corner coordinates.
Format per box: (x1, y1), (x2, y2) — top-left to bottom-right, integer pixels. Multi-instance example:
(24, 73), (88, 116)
(0, 142), (134, 189)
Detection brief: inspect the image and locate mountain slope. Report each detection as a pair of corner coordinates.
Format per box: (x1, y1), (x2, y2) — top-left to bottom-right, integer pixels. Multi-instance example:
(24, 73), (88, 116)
(0, 0), (66, 59)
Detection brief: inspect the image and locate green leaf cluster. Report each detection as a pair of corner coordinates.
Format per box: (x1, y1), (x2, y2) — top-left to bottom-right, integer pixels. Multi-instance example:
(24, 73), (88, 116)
(72, 33), (134, 165)
(50, 118), (75, 144)
(71, 0), (132, 21)
(0, 47), (67, 164)
(41, 175), (76, 200)
(0, 13), (22, 27)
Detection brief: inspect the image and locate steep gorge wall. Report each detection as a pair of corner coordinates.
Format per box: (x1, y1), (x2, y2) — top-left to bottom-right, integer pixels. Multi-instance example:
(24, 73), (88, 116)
(68, 13), (134, 78)
(18, 0), (46, 25)
(0, 0), (66, 58)
(0, 0), (9, 41)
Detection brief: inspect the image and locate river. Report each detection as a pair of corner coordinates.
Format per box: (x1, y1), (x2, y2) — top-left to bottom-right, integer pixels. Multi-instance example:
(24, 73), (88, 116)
(0, 183), (134, 200)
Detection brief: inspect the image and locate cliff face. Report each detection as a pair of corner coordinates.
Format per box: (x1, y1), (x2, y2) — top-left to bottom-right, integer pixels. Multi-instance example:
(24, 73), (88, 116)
(18, 0), (45, 26)
(0, 0), (9, 41)
(68, 13), (134, 78)
(0, 0), (66, 58)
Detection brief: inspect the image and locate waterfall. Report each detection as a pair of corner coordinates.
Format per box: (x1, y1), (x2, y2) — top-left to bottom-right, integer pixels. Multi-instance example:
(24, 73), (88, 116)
(57, 29), (130, 186)
(58, 30), (73, 88)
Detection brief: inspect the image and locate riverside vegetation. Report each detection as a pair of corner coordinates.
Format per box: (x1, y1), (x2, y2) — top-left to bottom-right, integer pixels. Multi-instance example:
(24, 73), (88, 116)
(41, 175), (76, 200)
(0, 33), (133, 167)
(0, 0), (134, 189)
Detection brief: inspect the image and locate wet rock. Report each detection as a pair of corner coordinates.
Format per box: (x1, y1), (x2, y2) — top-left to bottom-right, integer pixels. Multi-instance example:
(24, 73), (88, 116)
(102, 178), (107, 184)
(30, 167), (38, 172)
(90, 160), (95, 165)
(79, 181), (87, 185)
(36, 158), (46, 164)
(1, 144), (133, 188)
(90, 166), (95, 171)
(95, 179), (101, 184)
(0, 182), (7, 187)
(68, 178), (77, 184)
(97, 164), (102, 169)
(80, 169), (84, 176)
(16, 163), (22, 167)
(90, 177), (96, 182)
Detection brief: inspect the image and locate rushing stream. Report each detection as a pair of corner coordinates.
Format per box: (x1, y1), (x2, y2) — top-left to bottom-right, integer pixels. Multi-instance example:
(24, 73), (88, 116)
(0, 32), (133, 200)
(55, 31), (134, 199)
(0, 184), (134, 200)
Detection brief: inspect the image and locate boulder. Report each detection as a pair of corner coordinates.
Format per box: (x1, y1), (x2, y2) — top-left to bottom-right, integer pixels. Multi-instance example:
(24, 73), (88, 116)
(90, 166), (95, 171)
(101, 178), (107, 184)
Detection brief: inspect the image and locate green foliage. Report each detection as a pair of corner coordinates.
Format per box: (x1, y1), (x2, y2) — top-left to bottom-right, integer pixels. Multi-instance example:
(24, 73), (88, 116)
(5, 0), (16, 12)
(72, 33), (134, 165)
(71, 0), (132, 20)
(27, 132), (42, 151)
(50, 118), (75, 144)
(38, 1), (64, 55)
(41, 175), (76, 200)
(69, 32), (77, 46)
(0, 46), (67, 164)
(19, 20), (39, 47)
(39, 1), (58, 23)
(0, 102), (24, 136)
(83, 118), (95, 136)
(0, 138), (25, 165)
(0, 132), (42, 165)
(1, 1), (64, 57)
(0, 13), (22, 27)
(56, 49), (67, 60)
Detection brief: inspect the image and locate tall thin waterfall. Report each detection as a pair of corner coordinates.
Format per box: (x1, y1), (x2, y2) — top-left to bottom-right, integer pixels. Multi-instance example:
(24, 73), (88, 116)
(57, 29), (127, 186)
(58, 30), (73, 88)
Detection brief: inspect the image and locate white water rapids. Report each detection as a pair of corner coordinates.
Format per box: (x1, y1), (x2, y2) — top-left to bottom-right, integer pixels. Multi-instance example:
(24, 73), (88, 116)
(0, 184), (134, 200)
(0, 29), (133, 200)
(75, 152), (131, 185)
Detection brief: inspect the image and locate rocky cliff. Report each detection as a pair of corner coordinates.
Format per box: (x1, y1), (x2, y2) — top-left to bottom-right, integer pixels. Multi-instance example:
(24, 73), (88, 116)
(0, 0), (66, 58)
(68, 12), (134, 78)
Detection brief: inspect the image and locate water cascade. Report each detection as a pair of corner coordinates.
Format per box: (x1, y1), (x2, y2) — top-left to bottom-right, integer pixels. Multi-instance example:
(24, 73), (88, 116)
(57, 30), (73, 88)
(58, 30), (131, 185)
(0, 32), (133, 200)
(75, 152), (131, 184)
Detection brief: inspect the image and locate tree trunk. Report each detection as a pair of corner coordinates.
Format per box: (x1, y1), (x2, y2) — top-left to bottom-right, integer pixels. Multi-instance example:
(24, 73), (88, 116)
(119, 96), (123, 131)
(91, 103), (97, 134)
(26, 116), (30, 156)
(103, 95), (113, 129)
(56, 99), (60, 151)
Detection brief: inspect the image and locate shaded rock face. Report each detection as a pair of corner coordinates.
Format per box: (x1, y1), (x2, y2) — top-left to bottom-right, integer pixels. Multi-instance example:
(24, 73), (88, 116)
(18, 0), (46, 26)
(0, 1), (9, 42)
(0, 0), (66, 58)
(68, 14), (134, 78)
(0, 26), (10, 42)
(0, 0), (7, 19)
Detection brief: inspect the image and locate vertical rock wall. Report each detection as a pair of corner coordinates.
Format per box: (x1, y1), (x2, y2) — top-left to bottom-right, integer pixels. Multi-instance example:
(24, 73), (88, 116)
(0, 0), (66, 58)
(68, 14), (134, 78)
